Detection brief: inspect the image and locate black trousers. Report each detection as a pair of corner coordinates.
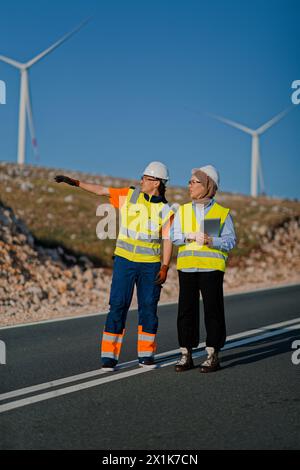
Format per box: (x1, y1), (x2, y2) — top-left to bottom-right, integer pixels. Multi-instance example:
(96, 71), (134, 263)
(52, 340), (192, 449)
(177, 270), (226, 351)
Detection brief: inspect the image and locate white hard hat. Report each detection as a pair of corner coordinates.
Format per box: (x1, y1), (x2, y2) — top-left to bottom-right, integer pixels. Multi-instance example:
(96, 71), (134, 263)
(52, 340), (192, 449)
(193, 165), (219, 188)
(143, 161), (169, 183)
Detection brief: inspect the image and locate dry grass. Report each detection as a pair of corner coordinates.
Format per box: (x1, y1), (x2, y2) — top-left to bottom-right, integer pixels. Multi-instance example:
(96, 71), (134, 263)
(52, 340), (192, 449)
(0, 162), (299, 267)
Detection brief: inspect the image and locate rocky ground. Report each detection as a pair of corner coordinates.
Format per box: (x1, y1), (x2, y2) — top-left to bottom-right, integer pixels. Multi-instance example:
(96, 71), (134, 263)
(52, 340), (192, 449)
(0, 197), (299, 327)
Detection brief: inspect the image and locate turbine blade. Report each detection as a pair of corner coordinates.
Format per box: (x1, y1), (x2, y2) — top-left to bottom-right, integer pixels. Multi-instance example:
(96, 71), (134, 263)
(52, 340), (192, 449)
(25, 17), (91, 68)
(25, 77), (39, 161)
(256, 107), (293, 135)
(0, 55), (23, 69)
(208, 113), (254, 135)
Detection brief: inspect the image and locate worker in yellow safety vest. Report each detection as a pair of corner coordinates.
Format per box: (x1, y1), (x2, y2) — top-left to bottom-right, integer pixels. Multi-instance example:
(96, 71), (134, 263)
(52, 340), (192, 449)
(55, 162), (174, 371)
(171, 165), (236, 373)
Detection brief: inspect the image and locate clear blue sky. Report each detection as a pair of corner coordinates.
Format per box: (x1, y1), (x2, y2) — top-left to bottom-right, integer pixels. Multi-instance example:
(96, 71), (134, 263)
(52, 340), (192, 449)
(0, 0), (299, 198)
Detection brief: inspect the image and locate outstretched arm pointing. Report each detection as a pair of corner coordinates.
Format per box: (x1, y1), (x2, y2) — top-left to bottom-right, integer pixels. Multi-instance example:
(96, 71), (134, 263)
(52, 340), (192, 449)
(54, 175), (109, 196)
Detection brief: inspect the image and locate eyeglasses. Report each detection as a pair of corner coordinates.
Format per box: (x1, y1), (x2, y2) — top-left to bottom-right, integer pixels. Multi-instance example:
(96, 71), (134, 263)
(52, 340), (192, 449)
(188, 180), (202, 185)
(141, 176), (159, 182)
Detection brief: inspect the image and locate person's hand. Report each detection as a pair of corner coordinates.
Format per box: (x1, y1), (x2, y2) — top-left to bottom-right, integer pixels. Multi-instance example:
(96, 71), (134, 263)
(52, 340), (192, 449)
(195, 232), (212, 246)
(54, 175), (80, 187)
(155, 265), (169, 285)
(203, 233), (213, 246)
(195, 232), (204, 246)
(186, 232), (196, 242)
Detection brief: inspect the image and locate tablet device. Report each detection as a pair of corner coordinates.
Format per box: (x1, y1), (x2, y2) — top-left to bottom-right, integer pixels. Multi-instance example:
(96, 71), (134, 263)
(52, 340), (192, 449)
(204, 218), (221, 237)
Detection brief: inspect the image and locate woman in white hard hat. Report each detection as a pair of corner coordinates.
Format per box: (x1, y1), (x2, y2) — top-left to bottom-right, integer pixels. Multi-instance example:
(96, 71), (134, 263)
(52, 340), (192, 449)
(172, 165), (236, 373)
(55, 162), (174, 371)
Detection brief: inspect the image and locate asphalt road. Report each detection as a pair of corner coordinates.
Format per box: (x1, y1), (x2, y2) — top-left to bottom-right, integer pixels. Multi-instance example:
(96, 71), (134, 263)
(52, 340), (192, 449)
(0, 284), (299, 450)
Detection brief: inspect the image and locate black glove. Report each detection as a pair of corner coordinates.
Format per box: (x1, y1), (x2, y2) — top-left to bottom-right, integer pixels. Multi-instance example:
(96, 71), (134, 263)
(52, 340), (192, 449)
(155, 265), (169, 285)
(54, 175), (80, 187)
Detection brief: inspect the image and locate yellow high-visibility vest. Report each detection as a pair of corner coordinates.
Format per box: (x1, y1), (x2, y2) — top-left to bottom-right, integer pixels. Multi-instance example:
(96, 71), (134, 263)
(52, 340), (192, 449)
(177, 201), (230, 272)
(115, 187), (173, 263)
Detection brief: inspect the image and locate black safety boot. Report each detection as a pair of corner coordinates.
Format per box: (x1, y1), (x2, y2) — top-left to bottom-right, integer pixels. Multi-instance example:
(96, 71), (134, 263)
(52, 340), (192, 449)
(199, 347), (221, 373)
(174, 348), (194, 372)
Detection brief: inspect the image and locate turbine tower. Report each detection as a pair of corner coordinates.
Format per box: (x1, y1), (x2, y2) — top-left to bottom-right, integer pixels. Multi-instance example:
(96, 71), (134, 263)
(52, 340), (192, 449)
(0, 19), (89, 165)
(210, 108), (291, 197)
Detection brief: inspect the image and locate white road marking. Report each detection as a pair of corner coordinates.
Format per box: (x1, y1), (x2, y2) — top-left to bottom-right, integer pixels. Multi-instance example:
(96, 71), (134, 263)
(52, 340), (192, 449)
(0, 318), (299, 414)
(0, 282), (299, 330)
(1, 317), (299, 402)
(160, 322), (300, 367)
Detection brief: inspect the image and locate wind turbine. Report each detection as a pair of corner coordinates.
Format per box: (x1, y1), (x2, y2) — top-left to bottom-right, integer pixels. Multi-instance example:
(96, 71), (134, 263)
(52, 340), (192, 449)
(209, 108), (291, 197)
(0, 19), (90, 165)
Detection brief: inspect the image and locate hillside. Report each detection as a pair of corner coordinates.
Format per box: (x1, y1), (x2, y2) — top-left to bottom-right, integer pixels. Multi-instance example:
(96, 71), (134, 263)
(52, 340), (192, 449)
(0, 161), (299, 326)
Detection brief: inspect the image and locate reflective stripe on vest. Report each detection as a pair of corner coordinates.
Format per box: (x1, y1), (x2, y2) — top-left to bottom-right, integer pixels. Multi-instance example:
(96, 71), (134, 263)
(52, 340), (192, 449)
(130, 187), (141, 204)
(177, 201), (230, 272)
(114, 187), (172, 263)
(119, 226), (160, 242)
(177, 250), (227, 260)
(116, 239), (160, 256)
